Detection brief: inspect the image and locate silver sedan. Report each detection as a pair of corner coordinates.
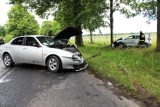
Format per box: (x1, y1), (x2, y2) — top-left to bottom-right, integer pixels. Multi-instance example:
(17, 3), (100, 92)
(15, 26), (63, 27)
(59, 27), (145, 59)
(0, 27), (88, 72)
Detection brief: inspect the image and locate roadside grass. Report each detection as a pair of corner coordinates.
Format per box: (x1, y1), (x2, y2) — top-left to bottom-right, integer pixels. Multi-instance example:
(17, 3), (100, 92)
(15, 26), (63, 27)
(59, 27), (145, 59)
(78, 35), (160, 101)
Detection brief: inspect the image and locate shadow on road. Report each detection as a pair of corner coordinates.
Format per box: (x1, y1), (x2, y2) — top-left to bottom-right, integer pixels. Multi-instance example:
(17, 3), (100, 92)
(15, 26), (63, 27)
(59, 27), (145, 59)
(14, 63), (84, 74)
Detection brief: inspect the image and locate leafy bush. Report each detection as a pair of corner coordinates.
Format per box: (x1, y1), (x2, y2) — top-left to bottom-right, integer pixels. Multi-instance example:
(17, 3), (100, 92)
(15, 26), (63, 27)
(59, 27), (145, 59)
(3, 35), (14, 43)
(6, 4), (39, 37)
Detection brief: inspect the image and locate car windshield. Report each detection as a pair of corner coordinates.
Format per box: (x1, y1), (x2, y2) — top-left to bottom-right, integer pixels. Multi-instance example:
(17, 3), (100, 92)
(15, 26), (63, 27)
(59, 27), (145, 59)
(37, 36), (68, 46)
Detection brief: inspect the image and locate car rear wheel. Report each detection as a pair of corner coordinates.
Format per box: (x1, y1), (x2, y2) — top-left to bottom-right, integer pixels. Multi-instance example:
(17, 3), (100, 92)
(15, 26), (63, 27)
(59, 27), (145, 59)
(3, 53), (14, 67)
(47, 56), (61, 72)
(143, 43), (149, 48)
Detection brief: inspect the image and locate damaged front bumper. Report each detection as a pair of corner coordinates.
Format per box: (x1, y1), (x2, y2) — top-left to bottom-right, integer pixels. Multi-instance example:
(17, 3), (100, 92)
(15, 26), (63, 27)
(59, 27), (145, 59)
(74, 62), (88, 72)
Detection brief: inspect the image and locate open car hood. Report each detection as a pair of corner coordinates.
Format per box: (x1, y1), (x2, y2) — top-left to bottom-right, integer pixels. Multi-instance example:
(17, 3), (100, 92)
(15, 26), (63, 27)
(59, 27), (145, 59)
(54, 26), (82, 40)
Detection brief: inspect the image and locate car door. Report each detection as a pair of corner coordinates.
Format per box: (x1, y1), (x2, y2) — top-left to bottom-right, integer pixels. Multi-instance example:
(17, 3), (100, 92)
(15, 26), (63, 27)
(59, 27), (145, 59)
(23, 37), (43, 64)
(134, 35), (140, 45)
(9, 37), (24, 63)
(123, 36), (135, 46)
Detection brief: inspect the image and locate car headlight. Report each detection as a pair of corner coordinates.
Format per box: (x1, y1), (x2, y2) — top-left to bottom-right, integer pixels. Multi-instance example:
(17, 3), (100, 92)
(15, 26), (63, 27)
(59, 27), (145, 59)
(72, 54), (81, 61)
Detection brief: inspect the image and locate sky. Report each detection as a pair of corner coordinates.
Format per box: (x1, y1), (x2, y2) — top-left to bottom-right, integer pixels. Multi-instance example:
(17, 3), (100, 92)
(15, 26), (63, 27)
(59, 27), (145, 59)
(0, 0), (157, 34)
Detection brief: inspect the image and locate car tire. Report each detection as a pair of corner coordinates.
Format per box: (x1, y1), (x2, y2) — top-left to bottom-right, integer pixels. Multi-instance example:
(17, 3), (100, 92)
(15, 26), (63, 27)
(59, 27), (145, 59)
(47, 55), (61, 73)
(3, 53), (14, 67)
(118, 43), (125, 48)
(143, 43), (148, 48)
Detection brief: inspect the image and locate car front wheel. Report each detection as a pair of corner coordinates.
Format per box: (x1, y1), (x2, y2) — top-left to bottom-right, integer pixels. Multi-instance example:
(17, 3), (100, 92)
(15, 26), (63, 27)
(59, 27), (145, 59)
(3, 53), (14, 67)
(118, 43), (125, 48)
(47, 56), (61, 72)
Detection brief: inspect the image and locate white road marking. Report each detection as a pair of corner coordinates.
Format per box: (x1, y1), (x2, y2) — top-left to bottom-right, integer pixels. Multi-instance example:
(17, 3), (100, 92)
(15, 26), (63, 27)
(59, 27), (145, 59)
(0, 68), (15, 84)
(0, 68), (10, 77)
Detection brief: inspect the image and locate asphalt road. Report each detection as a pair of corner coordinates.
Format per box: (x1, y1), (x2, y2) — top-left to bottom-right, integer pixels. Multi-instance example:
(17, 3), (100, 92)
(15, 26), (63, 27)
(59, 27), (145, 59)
(0, 59), (141, 107)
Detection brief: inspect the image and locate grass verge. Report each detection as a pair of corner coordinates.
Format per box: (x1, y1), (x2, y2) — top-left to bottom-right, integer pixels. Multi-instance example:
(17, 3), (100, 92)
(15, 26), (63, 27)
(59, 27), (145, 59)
(79, 42), (160, 106)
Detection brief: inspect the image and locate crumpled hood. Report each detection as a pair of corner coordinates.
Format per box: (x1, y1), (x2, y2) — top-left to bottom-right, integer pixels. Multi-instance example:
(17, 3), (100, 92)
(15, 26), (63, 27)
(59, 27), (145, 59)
(53, 26), (82, 40)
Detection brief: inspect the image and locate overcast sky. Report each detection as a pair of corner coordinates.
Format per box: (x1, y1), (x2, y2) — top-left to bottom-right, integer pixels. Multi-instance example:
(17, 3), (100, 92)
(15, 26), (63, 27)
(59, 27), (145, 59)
(0, 0), (157, 34)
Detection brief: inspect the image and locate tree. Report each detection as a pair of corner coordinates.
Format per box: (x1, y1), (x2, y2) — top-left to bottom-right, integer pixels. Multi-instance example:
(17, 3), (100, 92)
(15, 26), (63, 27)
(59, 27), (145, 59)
(110, 0), (114, 46)
(55, 0), (108, 46)
(0, 26), (6, 37)
(82, 0), (107, 43)
(54, 0), (137, 46)
(6, 4), (39, 36)
(157, 0), (160, 51)
(55, 0), (138, 46)
(9, 0), (107, 46)
(40, 20), (61, 36)
(52, 20), (61, 35)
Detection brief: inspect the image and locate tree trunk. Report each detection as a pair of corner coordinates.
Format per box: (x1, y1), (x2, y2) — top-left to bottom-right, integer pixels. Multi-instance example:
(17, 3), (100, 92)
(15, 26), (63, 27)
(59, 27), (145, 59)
(110, 0), (114, 47)
(75, 25), (83, 46)
(74, 0), (83, 47)
(156, 0), (160, 51)
(89, 30), (93, 43)
(98, 28), (102, 36)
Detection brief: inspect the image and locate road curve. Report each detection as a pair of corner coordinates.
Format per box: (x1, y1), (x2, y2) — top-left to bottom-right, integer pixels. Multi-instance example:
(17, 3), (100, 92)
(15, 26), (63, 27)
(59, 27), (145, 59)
(0, 59), (141, 107)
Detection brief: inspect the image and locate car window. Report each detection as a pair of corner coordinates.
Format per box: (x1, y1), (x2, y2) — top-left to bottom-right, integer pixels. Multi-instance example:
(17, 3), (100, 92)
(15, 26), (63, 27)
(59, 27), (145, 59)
(135, 35), (140, 39)
(11, 37), (24, 45)
(37, 37), (53, 46)
(25, 37), (39, 46)
(128, 36), (133, 39)
(37, 37), (68, 46)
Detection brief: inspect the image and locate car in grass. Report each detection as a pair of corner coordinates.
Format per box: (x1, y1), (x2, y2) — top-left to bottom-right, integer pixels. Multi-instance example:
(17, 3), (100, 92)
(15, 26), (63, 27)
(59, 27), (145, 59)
(0, 27), (88, 72)
(112, 34), (152, 48)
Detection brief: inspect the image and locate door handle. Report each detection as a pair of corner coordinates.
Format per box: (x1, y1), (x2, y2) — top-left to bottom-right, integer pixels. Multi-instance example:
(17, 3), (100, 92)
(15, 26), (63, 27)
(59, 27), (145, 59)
(23, 48), (27, 50)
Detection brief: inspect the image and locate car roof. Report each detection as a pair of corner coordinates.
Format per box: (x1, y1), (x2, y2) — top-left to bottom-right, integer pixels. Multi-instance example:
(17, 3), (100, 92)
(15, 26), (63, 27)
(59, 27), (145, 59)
(131, 34), (139, 36)
(17, 35), (45, 38)
(8, 35), (47, 43)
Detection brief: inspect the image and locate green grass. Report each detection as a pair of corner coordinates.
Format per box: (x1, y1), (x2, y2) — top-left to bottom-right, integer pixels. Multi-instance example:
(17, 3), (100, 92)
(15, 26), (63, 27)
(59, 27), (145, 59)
(77, 35), (160, 101)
